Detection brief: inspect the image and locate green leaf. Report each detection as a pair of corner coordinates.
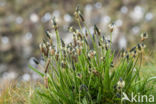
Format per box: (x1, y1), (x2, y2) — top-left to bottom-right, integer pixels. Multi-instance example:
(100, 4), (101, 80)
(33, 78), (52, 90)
(97, 87), (101, 103)
(148, 76), (156, 81)
(28, 64), (44, 77)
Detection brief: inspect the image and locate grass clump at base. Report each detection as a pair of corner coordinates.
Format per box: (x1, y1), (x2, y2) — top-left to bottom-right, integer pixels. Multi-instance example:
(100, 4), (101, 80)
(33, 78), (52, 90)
(30, 6), (156, 104)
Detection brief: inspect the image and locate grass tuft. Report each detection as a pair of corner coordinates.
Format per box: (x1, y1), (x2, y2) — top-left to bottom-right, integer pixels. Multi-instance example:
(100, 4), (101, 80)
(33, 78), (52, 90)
(29, 6), (156, 104)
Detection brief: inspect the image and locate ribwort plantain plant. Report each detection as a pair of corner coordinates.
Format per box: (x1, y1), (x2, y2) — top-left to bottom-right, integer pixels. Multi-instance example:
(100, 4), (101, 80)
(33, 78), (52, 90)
(30, 6), (156, 104)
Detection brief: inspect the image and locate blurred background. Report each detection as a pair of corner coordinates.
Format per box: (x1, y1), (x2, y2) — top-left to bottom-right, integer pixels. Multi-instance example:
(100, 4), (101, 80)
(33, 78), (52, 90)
(0, 0), (156, 86)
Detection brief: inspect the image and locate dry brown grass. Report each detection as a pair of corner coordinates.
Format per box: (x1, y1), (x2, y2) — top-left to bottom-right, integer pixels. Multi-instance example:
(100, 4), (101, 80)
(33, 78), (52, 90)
(0, 81), (34, 104)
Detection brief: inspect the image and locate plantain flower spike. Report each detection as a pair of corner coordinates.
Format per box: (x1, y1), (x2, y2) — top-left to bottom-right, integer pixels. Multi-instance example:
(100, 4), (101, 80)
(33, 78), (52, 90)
(108, 23), (116, 33)
(51, 17), (58, 31)
(141, 32), (148, 41)
(117, 78), (125, 91)
(94, 25), (101, 36)
(137, 43), (146, 53)
(74, 6), (84, 22)
(49, 46), (56, 56)
(88, 50), (96, 58)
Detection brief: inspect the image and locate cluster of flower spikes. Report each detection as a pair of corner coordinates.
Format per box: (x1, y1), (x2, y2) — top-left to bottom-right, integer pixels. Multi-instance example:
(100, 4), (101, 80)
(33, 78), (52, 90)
(38, 6), (149, 90)
(121, 32), (148, 59)
(38, 6), (114, 70)
(114, 32), (149, 98)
